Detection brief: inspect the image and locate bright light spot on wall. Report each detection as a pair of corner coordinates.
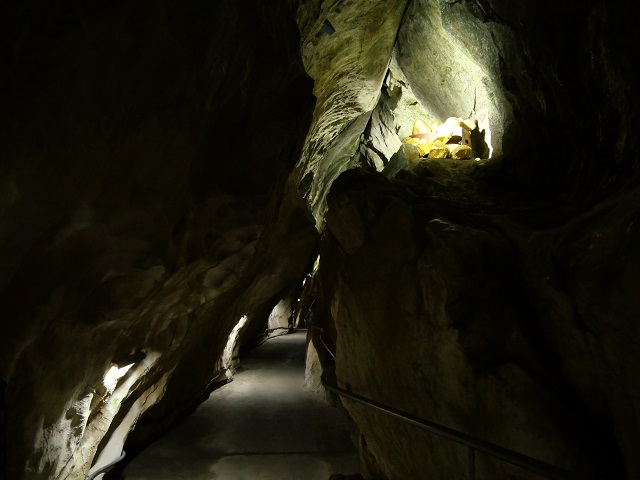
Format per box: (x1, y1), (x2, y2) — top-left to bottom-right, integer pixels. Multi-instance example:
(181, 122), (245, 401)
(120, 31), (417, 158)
(267, 299), (292, 332)
(33, 350), (163, 479)
(85, 350), (163, 479)
(222, 315), (248, 369)
(103, 363), (134, 394)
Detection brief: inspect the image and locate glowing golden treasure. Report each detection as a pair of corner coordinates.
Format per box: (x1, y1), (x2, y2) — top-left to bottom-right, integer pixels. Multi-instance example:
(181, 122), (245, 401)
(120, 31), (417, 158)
(403, 117), (475, 160)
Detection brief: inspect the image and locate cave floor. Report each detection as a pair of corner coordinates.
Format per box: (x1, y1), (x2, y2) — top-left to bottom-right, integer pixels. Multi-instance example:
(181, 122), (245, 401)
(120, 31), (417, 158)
(122, 330), (360, 480)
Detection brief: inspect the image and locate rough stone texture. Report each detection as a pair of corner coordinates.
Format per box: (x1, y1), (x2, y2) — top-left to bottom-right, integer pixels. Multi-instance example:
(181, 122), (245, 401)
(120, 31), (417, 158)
(521, 189), (640, 479)
(310, 3), (640, 468)
(359, 54), (430, 172)
(294, 0), (410, 226)
(395, 0), (512, 159)
(0, 2), (317, 478)
(352, 0), (638, 205)
(268, 298), (294, 332)
(318, 168), (634, 479)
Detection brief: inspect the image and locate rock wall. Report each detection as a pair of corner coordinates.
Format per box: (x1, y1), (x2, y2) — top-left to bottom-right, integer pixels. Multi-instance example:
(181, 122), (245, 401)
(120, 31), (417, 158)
(0, 2), (317, 478)
(300, 1), (640, 479)
(294, 0), (410, 226)
(384, 0), (638, 200)
(306, 0), (640, 211)
(318, 167), (636, 478)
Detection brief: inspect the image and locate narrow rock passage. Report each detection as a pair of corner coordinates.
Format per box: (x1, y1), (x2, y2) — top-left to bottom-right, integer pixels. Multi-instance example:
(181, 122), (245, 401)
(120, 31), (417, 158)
(122, 331), (359, 480)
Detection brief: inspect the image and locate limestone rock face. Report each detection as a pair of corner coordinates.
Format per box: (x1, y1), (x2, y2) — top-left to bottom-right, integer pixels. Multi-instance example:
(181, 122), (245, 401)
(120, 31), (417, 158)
(294, 0), (410, 225)
(393, 0), (510, 159)
(317, 168), (636, 479)
(348, 0), (639, 204)
(301, 2), (640, 477)
(0, 2), (317, 478)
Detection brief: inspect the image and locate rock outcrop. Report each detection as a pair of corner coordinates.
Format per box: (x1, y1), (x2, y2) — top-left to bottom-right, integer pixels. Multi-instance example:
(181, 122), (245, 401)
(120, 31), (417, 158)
(299, 2), (640, 476)
(0, 2), (317, 478)
(316, 167), (635, 479)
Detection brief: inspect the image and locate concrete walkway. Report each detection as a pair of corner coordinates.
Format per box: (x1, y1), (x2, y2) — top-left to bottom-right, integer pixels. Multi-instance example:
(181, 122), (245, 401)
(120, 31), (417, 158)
(122, 330), (360, 480)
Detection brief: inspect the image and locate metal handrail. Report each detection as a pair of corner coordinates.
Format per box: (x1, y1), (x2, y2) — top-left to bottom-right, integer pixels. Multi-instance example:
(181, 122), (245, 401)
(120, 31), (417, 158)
(307, 324), (336, 361)
(85, 450), (126, 480)
(1, 378), (5, 480)
(321, 365), (578, 480)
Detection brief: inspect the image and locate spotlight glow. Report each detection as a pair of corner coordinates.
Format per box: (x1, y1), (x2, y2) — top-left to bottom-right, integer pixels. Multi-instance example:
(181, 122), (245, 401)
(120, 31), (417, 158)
(222, 315), (248, 369)
(103, 363), (134, 394)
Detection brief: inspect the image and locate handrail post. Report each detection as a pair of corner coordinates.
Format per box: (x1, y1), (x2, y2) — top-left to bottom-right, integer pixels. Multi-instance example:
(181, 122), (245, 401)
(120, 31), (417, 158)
(1, 379), (5, 480)
(468, 447), (476, 480)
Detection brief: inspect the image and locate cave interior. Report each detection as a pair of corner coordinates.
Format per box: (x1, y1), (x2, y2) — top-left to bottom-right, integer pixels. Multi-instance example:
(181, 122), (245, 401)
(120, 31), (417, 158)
(1, 0), (639, 479)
